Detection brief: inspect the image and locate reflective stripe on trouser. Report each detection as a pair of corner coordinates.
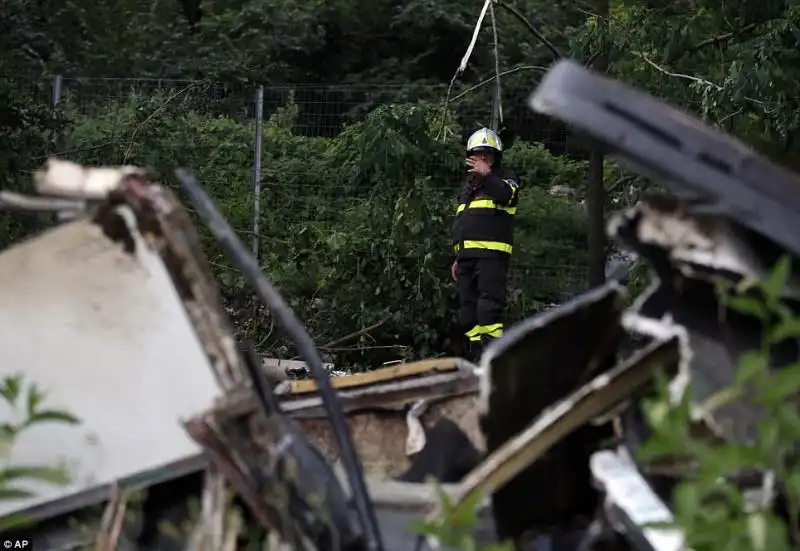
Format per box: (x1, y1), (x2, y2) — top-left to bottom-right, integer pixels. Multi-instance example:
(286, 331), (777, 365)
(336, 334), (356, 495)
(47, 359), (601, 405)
(453, 240), (512, 254)
(457, 256), (509, 350)
(465, 323), (504, 340)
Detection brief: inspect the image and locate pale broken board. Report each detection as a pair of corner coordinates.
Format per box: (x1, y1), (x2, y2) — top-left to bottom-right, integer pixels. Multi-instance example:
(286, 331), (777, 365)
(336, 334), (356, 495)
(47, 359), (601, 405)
(285, 357), (461, 395)
(0, 207), (220, 520)
(591, 448), (686, 551)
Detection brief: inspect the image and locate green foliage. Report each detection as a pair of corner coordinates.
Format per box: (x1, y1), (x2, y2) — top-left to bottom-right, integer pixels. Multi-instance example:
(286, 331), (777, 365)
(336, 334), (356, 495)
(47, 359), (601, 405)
(573, 0), (800, 164)
(58, 92), (589, 366)
(0, 75), (60, 250)
(0, 374), (81, 531)
(639, 256), (800, 551)
(414, 485), (514, 551)
(625, 260), (650, 298)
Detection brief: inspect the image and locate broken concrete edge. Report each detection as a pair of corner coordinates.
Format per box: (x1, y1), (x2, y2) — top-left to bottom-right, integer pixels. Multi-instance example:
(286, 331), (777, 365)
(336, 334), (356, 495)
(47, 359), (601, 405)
(605, 192), (800, 442)
(114, 179), (245, 391)
(608, 193), (800, 299)
(33, 159), (150, 200)
(24, 161), (247, 392)
(212, 369), (480, 421)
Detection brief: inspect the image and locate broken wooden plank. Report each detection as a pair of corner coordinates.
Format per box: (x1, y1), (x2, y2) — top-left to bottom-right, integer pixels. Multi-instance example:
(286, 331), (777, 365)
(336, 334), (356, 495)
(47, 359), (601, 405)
(284, 357), (461, 395)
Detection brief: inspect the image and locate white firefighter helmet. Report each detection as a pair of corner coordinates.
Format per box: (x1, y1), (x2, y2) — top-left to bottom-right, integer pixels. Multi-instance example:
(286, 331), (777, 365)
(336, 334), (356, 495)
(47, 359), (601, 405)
(466, 128), (503, 154)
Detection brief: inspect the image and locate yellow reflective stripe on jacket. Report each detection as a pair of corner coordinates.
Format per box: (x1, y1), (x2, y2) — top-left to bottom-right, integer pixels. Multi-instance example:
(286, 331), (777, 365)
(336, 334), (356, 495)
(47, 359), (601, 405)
(456, 199), (517, 215)
(506, 179), (519, 199)
(455, 240), (512, 254)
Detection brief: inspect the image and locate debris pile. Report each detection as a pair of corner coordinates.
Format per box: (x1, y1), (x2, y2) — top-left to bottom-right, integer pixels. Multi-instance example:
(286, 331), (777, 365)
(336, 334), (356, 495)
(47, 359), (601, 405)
(3, 61), (800, 551)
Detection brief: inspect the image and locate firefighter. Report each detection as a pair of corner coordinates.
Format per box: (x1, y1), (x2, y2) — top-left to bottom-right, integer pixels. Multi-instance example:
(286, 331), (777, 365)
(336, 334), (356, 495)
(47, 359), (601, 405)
(451, 128), (520, 362)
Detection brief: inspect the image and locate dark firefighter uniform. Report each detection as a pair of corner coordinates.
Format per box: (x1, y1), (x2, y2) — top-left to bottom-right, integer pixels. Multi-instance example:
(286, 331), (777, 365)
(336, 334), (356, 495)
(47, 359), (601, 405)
(452, 128), (520, 360)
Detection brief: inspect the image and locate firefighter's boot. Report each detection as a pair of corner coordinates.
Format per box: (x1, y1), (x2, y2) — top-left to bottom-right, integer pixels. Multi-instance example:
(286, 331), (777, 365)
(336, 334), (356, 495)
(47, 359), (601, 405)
(467, 339), (483, 363)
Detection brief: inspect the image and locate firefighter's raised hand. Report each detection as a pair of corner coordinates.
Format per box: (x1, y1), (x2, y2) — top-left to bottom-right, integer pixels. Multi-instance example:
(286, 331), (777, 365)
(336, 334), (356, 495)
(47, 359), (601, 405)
(466, 156), (491, 176)
(451, 260), (459, 281)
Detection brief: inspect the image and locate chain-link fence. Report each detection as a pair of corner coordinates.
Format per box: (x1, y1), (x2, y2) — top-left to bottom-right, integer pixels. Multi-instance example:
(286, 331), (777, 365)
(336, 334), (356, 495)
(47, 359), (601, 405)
(8, 75), (590, 307)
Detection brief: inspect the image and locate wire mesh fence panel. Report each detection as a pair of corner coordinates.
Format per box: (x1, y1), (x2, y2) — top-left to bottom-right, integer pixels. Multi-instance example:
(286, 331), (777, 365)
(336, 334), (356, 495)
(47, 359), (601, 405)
(6, 74), (590, 318)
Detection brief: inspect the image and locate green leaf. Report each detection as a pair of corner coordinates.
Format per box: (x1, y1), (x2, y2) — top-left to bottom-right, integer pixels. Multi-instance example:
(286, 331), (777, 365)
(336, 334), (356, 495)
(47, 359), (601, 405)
(764, 255), (791, 305)
(0, 423), (17, 440)
(0, 465), (70, 485)
(0, 513), (34, 533)
(0, 375), (23, 407)
(0, 486), (35, 500)
(727, 295), (769, 320)
(758, 364), (800, 404)
(769, 317), (800, 343)
(735, 276), (761, 295)
(774, 405), (800, 440)
(26, 383), (45, 417)
(736, 351), (768, 385)
(747, 513), (768, 551)
(761, 514), (791, 551)
(757, 418), (780, 454)
(673, 482), (700, 518)
(25, 410), (81, 426)
(785, 470), (800, 504)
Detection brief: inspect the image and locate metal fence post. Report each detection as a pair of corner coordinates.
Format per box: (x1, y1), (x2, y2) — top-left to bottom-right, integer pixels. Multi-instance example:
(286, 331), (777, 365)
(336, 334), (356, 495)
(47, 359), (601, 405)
(252, 85), (265, 260)
(50, 75), (63, 154)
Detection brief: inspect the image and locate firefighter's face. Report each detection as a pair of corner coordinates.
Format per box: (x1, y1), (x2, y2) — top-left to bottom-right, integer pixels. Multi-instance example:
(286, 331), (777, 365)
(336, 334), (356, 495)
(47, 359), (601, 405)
(470, 150), (495, 166)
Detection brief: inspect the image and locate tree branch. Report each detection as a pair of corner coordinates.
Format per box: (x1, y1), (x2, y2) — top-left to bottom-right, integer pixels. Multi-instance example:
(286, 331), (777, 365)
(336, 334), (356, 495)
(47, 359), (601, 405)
(289, 316), (390, 360)
(670, 18), (778, 62)
(495, 0), (562, 59)
(638, 53), (769, 110)
(449, 65), (549, 103)
(604, 174), (638, 196)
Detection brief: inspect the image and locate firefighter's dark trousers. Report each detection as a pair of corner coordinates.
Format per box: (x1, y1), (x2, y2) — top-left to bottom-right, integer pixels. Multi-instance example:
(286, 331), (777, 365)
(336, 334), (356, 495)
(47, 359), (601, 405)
(457, 255), (509, 359)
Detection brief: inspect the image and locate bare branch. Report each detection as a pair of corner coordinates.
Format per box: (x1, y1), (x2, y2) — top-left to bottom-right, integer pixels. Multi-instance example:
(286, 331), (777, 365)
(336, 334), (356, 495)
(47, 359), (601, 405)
(289, 316), (390, 360)
(449, 65), (549, 104)
(495, 0), (562, 59)
(122, 80), (207, 163)
(638, 54), (769, 109)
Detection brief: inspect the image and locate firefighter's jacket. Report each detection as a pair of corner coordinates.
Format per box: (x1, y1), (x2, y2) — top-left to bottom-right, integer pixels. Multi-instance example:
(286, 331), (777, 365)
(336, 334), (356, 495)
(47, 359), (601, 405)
(452, 167), (521, 258)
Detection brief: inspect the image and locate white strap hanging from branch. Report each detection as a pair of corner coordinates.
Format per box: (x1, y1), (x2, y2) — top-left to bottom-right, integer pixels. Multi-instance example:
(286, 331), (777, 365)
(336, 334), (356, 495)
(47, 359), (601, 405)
(436, 0), (498, 141)
(458, 0), (494, 75)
